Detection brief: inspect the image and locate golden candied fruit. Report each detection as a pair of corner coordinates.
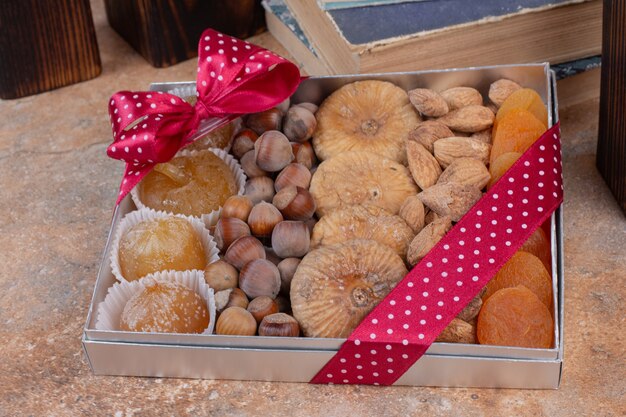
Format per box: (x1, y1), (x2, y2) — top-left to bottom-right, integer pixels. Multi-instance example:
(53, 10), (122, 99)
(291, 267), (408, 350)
(119, 217), (205, 281)
(119, 279), (209, 333)
(139, 150), (237, 217)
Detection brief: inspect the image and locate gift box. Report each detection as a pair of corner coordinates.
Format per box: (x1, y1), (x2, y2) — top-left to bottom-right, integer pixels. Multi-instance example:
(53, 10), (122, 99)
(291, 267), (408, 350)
(82, 56), (564, 388)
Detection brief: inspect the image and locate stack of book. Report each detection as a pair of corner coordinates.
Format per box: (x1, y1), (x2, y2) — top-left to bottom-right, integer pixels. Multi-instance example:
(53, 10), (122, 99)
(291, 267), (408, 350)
(263, 0), (602, 105)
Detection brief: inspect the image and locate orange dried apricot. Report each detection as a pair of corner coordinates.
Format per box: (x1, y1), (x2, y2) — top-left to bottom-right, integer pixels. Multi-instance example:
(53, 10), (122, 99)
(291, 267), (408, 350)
(520, 227), (551, 272)
(477, 286), (553, 348)
(487, 151), (521, 189)
(490, 109), (547, 164)
(495, 88), (548, 128)
(484, 251), (553, 309)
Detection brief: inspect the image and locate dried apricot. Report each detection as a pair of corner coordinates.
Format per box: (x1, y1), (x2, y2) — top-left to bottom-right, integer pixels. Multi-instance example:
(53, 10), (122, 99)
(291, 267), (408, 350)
(495, 88), (548, 128)
(477, 286), (553, 348)
(484, 251), (553, 309)
(487, 151), (521, 189)
(490, 109), (547, 164)
(520, 227), (551, 272)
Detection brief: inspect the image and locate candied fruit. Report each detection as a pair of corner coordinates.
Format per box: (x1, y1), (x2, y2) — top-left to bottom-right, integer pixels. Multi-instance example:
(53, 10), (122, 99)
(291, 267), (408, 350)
(139, 150), (237, 217)
(477, 286), (553, 348)
(484, 251), (553, 309)
(495, 88), (548, 128)
(490, 109), (547, 164)
(119, 279), (209, 333)
(119, 217), (205, 281)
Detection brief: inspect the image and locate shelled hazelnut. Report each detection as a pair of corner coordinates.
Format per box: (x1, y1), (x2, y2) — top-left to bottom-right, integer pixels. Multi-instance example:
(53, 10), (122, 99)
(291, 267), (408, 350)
(248, 201), (283, 239)
(244, 176), (275, 204)
(247, 296), (279, 324)
(258, 313), (300, 337)
(271, 221), (310, 258)
(240, 150), (268, 178)
(272, 186), (316, 221)
(239, 258), (281, 299)
(221, 195), (253, 223)
(254, 130), (294, 172)
(224, 235), (266, 270)
(231, 129), (259, 159)
(245, 108), (282, 135)
(214, 217), (250, 252)
(283, 106), (316, 143)
(274, 163), (311, 191)
(277, 257), (300, 295)
(216, 306), (257, 336)
(204, 260), (239, 291)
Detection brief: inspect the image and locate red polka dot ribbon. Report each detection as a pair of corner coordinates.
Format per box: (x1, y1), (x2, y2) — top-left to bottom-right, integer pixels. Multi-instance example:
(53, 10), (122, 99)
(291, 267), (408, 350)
(311, 123), (563, 385)
(106, 29), (301, 204)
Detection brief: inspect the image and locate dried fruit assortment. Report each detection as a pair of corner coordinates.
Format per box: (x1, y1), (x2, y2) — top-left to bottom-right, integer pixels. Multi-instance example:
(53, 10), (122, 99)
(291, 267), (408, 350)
(105, 77), (555, 349)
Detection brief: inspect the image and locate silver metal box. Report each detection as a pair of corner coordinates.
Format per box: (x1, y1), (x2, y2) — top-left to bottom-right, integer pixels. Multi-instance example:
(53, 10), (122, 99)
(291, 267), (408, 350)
(83, 63), (564, 388)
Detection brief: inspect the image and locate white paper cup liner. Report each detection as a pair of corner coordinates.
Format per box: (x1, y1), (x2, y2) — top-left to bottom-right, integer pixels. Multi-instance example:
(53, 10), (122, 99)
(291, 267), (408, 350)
(130, 148), (246, 227)
(95, 269), (216, 335)
(109, 207), (219, 283)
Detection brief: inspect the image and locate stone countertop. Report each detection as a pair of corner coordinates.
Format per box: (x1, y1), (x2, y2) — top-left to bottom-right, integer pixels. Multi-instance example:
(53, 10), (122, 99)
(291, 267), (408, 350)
(0, 1), (624, 416)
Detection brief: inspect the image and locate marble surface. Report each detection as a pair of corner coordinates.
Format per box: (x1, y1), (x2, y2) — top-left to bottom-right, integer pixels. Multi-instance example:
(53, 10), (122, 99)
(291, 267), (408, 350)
(0, 1), (624, 416)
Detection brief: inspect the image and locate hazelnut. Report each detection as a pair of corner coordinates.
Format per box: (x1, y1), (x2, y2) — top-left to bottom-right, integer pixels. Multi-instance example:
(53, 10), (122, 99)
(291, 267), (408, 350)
(225, 287), (249, 309)
(221, 195), (253, 223)
(291, 141), (317, 170)
(276, 98), (290, 115)
(274, 163), (312, 191)
(244, 176), (275, 204)
(224, 235), (266, 270)
(214, 217), (250, 252)
(277, 257), (300, 295)
(204, 260), (239, 291)
(271, 220), (310, 258)
(254, 130), (294, 172)
(272, 186), (316, 221)
(240, 149), (269, 178)
(294, 102), (318, 114)
(248, 201), (283, 239)
(247, 296), (279, 323)
(265, 247), (283, 266)
(245, 108), (282, 135)
(214, 288), (233, 313)
(283, 106), (317, 143)
(231, 129), (258, 159)
(216, 306), (257, 336)
(259, 313), (300, 337)
(239, 259), (281, 299)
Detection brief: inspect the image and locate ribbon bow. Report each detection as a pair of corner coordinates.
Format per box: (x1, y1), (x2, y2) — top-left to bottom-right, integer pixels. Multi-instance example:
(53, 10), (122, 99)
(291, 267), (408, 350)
(107, 29), (302, 204)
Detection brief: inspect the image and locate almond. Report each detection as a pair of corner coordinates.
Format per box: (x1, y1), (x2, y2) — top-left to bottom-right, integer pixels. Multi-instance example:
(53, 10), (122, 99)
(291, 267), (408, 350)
(406, 215), (451, 266)
(433, 137), (491, 168)
(436, 318), (476, 344)
(437, 105), (495, 133)
(417, 182), (482, 222)
(408, 120), (454, 153)
(408, 88), (449, 117)
(440, 87), (483, 110)
(437, 158), (491, 190)
(457, 289), (486, 322)
(489, 79), (522, 107)
(471, 128), (492, 144)
(406, 141), (442, 189)
(424, 209), (440, 225)
(399, 195), (426, 234)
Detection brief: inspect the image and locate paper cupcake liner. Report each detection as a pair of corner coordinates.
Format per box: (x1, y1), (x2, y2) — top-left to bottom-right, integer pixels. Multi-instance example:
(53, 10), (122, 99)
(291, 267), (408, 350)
(109, 207), (220, 283)
(130, 148), (246, 227)
(95, 269), (216, 335)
